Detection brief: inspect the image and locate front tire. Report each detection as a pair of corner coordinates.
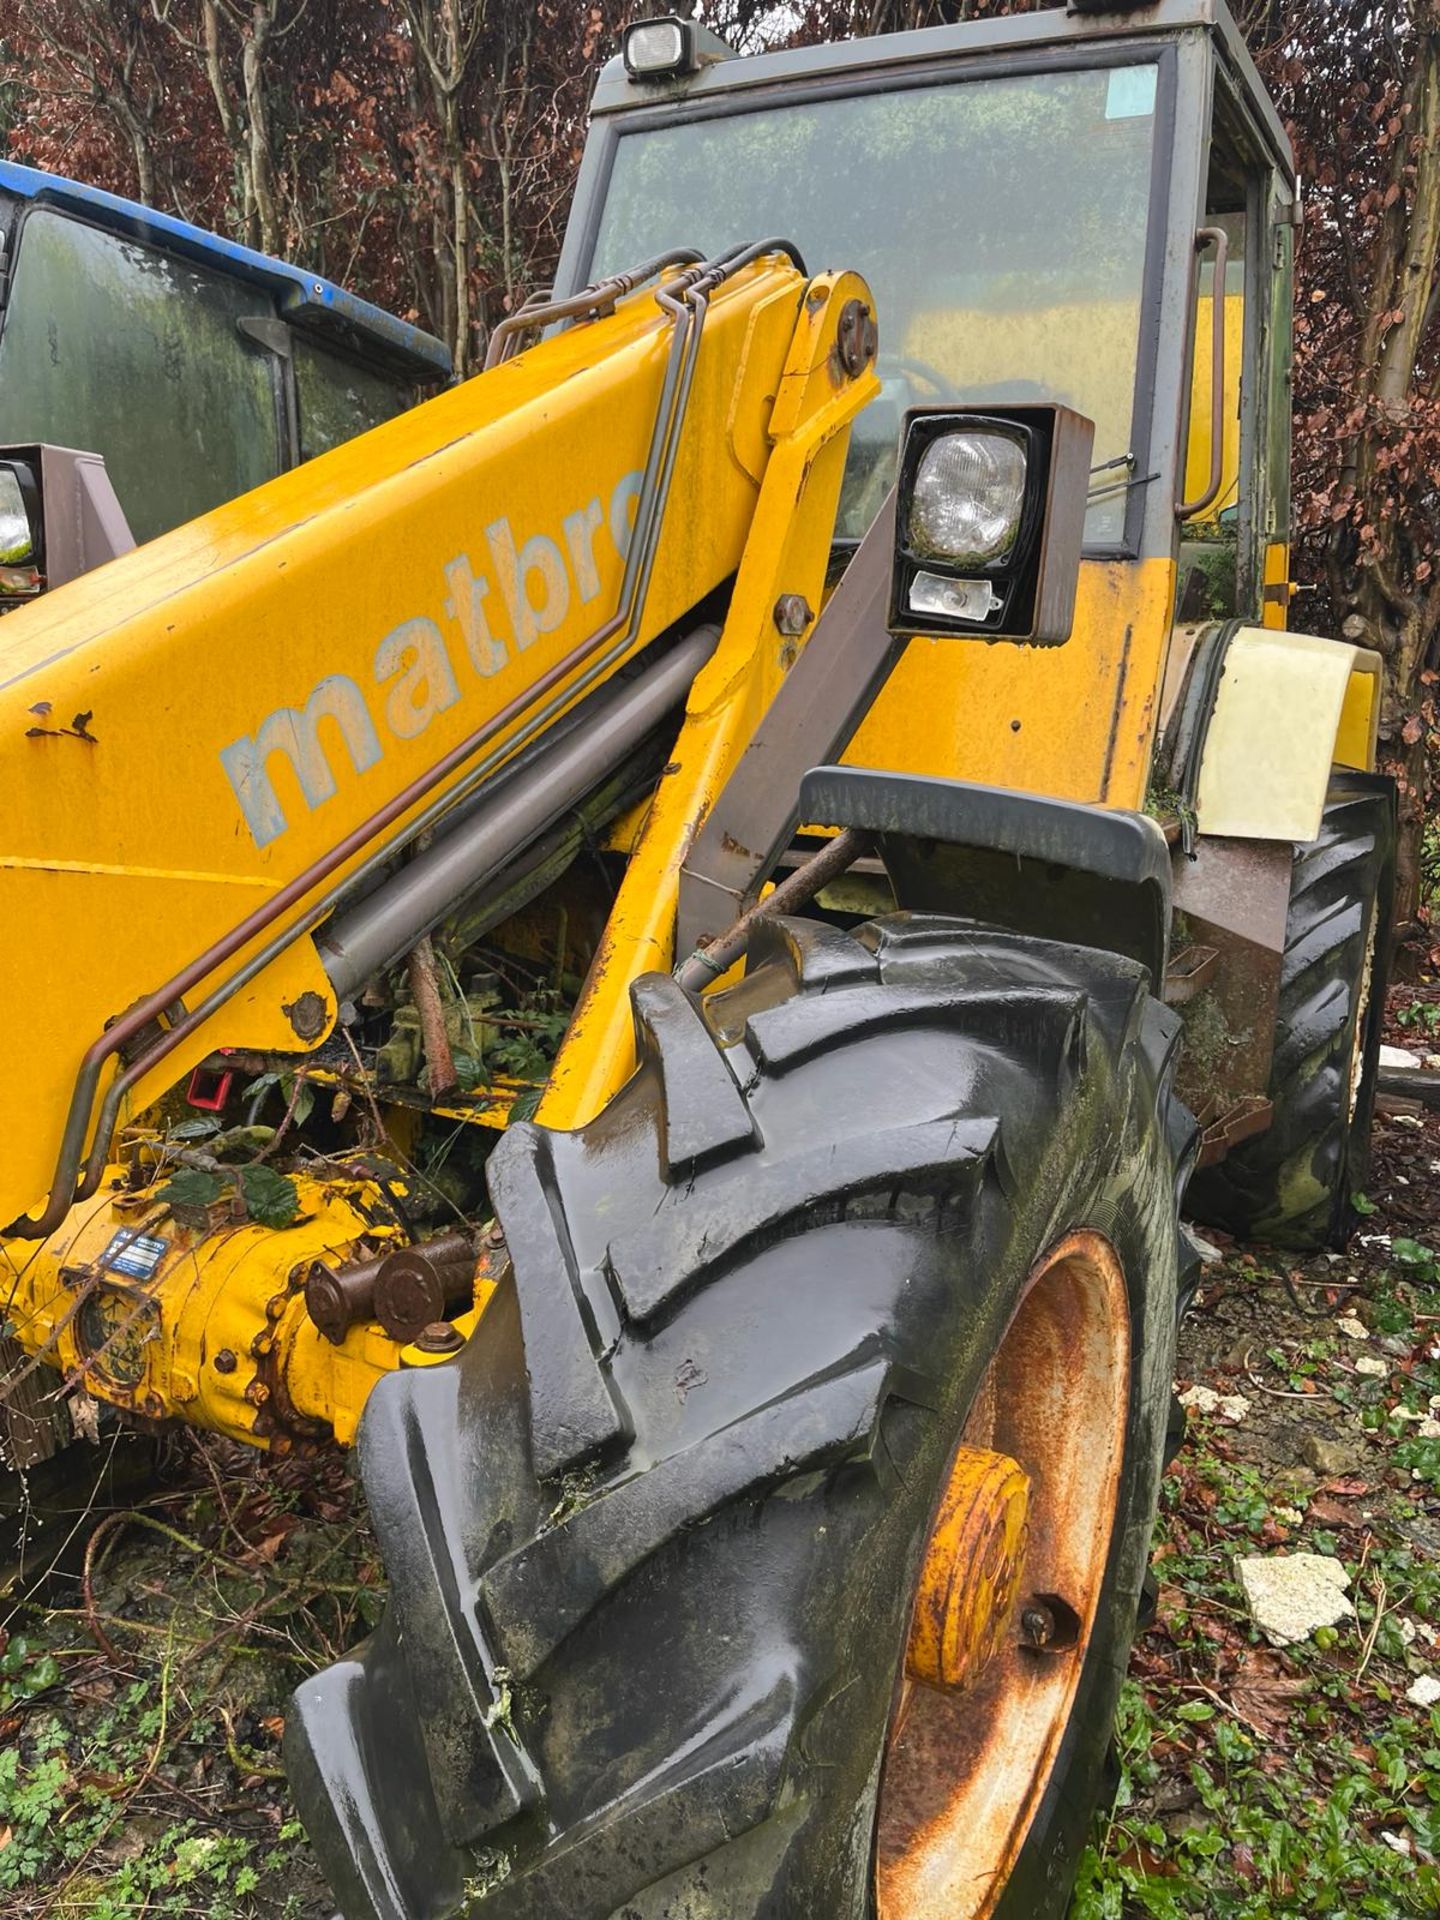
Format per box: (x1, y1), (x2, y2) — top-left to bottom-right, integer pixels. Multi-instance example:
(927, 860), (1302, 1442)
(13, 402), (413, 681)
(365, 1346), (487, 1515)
(288, 913), (1188, 1920)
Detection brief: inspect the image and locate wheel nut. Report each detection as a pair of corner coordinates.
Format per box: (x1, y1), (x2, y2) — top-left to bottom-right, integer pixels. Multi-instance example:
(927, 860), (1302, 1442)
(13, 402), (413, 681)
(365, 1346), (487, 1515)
(1021, 1603), (1055, 1648)
(1019, 1594), (1081, 1652)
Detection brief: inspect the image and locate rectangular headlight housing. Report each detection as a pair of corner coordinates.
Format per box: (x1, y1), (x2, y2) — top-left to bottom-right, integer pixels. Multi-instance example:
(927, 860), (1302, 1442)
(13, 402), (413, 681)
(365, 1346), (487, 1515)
(889, 403), (1094, 645)
(623, 16), (698, 80)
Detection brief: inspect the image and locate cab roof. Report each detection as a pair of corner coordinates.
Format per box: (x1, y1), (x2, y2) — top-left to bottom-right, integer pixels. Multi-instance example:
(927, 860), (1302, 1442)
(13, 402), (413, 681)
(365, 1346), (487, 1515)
(590, 0), (1292, 182)
(0, 160), (453, 383)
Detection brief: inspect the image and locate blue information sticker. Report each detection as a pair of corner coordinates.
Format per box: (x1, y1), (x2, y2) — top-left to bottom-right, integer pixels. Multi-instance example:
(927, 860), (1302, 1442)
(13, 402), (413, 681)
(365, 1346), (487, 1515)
(99, 1230), (169, 1280)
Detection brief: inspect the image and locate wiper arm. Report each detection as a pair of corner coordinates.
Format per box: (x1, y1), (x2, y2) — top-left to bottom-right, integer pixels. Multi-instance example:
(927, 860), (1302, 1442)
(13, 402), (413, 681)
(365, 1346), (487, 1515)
(1087, 452), (1159, 504)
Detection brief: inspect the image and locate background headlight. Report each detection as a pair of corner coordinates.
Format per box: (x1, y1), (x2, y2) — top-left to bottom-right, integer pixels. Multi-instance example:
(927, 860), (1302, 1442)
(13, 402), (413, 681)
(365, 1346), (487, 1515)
(0, 468), (35, 568)
(909, 429), (1027, 567)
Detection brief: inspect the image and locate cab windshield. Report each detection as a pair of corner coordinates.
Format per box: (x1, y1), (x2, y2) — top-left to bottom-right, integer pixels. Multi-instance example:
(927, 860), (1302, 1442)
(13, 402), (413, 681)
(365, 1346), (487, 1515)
(591, 61), (1161, 547)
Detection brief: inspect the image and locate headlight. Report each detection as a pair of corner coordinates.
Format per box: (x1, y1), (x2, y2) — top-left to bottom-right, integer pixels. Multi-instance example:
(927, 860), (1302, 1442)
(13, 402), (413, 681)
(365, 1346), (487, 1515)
(0, 461), (42, 604)
(889, 404), (1095, 646)
(909, 429), (1027, 567)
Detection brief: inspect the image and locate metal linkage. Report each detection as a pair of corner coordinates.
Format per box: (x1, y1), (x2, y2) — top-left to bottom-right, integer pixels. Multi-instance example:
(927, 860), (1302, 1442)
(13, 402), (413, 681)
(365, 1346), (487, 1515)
(676, 490), (897, 957)
(673, 827), (868, 995)
(12, 239), (808, 1239)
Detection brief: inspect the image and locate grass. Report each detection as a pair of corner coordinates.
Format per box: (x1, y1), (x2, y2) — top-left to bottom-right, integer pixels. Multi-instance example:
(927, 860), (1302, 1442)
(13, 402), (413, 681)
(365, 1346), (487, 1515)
(1074, 1233), (1440, 1916)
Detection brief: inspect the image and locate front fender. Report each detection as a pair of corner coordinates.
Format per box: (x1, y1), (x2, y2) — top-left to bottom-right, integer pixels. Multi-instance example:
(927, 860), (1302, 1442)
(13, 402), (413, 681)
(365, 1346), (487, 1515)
(1171, 624), (1381, 844)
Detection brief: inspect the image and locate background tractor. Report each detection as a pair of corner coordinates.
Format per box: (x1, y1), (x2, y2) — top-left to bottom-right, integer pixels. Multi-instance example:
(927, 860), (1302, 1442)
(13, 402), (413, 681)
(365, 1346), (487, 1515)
(0, 160), (449, 603)
(0, 3), (1396, 1916)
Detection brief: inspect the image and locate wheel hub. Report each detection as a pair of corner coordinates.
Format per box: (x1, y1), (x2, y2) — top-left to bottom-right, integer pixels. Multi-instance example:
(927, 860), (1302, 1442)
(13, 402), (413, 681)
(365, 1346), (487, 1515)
(906, 1446), (1031, 1694)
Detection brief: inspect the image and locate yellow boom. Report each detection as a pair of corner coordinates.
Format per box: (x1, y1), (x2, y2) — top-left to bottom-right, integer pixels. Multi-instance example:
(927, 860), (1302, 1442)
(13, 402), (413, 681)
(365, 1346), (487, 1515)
(0, 255), (873, 1233)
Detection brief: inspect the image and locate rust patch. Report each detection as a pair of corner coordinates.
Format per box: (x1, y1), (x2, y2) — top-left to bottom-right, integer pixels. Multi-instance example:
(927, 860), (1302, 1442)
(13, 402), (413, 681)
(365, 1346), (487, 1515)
(281, 989), (330, 1042)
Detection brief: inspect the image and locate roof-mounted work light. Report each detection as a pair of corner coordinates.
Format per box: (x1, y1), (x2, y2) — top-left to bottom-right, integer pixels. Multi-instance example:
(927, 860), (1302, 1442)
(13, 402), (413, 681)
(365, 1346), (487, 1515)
(622, 16), (699, 81)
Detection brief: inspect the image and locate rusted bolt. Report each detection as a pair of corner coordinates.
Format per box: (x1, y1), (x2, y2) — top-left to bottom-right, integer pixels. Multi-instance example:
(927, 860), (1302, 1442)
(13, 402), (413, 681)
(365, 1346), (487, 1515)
(245, 1380), (270, 1405)
(834, 297), (878, 379)
(250, 1331), (274, 1358)
(773, 594), (814, 638)
(484, 1223), (506, 1249)
(1021, 1603), (1055, 1649)
(266, 1293), (287, 1321)
(414, 1320), (465, 1355)
(213, 1348), (237, 1374)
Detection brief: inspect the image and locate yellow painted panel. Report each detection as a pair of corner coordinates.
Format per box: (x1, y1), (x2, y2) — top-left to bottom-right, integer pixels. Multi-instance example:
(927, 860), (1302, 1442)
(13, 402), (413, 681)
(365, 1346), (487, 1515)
(540, 275), (879, 1130)
(1183, 291), (1244, 522)
(1261, 539), (1290, 632)
(845, 558), (1178, 809)
(1336, 659), (1380, 771)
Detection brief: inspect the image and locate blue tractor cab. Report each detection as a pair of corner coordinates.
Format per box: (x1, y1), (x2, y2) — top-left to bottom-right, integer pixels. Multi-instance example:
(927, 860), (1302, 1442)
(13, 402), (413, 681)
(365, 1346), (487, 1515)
(0, 162), (451, 577)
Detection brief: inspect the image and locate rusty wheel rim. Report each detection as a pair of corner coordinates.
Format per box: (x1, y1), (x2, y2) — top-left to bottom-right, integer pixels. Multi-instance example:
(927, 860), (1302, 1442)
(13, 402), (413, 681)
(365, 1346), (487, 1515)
(1347, 901), (1379, 1125)
(875, 1230), (1131, 1919)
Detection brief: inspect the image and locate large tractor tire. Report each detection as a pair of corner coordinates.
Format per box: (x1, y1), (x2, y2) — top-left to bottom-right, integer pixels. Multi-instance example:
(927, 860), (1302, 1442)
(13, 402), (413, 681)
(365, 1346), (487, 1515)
(1186, 773), (1396, 1250)
(288, 912), (1189, 1920)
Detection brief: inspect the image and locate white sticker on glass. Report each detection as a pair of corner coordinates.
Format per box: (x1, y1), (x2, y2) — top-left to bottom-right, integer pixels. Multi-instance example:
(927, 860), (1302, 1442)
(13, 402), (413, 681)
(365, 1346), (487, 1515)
(1105, 66), (1158, 121)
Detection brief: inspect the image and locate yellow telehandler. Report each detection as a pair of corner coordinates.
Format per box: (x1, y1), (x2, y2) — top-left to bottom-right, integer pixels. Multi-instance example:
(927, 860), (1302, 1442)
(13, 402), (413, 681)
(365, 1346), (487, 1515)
(0, 3), (1394, 1915)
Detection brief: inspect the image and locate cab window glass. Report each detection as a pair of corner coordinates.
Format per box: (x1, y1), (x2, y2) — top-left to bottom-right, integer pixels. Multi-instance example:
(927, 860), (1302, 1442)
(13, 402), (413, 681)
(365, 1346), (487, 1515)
(1177, 201), (1245, 620)
(294, 337), (409, 460)
(0, 209), (281, 545)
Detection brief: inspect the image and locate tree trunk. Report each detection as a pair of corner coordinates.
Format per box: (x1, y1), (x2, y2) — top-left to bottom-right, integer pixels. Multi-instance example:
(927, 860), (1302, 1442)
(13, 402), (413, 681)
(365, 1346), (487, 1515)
(242, 3), (282, 257)
(1327, 17), (1440, 932)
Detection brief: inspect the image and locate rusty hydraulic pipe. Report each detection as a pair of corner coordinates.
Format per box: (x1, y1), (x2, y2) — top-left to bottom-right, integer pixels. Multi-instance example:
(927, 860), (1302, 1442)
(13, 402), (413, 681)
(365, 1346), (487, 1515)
(673, 827), (869, 995)
(406, 935), (459, 1100)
